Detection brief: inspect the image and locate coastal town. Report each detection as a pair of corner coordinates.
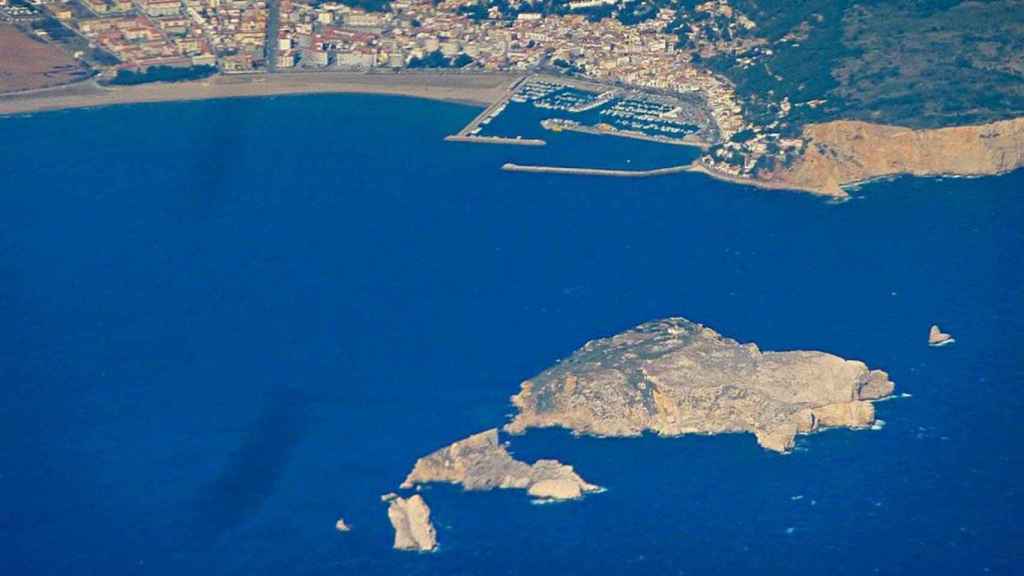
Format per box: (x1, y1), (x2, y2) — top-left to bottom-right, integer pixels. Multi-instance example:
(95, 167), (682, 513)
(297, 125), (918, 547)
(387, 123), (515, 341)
(1, 0), (807, 179)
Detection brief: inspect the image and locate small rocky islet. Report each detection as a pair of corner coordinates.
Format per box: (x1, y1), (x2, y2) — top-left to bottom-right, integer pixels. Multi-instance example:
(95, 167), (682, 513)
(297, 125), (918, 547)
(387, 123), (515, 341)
(929, 324), (955, 347)
(378, 317), (895, 551)
(382, 493), (437, 552)
(401, 428), (602, 500)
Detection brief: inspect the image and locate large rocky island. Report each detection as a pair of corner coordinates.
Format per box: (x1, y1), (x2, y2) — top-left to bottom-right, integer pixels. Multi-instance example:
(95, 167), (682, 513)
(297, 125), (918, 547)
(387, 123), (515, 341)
(382, 317), (894, 550)
(506, 318), (894, 453)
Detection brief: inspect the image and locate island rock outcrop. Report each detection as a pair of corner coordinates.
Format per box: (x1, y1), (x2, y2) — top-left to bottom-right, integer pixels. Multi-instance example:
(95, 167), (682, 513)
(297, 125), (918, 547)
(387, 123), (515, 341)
(504, 318), (894, 453)
(401, 428), (600, 500)
(335, 517), (351, 533)
(383, 494), (437, 552)
(929, 325), (955, 347)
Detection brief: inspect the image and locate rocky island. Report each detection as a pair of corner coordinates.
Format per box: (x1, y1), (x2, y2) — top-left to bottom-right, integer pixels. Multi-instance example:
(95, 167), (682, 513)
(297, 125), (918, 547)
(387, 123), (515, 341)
(382, 493), (437, 552)
(401, 428), (601, 501)
(382, 316), (895, 550)
(929, 325), (956, 347)
(505, 318), (894, 453)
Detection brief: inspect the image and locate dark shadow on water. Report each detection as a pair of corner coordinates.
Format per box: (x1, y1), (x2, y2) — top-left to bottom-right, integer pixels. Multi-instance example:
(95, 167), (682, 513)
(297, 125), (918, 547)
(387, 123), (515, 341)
(188, 385), (310, 540)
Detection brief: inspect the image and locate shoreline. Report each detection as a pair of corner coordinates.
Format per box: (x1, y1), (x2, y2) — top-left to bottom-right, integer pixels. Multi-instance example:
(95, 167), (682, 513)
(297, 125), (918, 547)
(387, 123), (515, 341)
(8, 70), (1014, 200)
(0, 71), (523, 117)
(684, 163), (847, 199)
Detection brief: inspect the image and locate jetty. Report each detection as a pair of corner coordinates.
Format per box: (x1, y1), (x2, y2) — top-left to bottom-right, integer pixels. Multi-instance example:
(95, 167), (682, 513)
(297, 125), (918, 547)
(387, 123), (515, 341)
(500, 160), (847, 198)
(567, 89), (617, 112)
(445, 76), (546, 146)
(445, 134), (545, 146)
(540, 119), (709, 150)
(501, 162), (694, 178)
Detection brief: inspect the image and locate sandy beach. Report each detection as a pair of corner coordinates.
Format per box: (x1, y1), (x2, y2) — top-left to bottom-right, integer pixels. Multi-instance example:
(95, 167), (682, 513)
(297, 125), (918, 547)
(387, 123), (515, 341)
(0, 70), (522, 117)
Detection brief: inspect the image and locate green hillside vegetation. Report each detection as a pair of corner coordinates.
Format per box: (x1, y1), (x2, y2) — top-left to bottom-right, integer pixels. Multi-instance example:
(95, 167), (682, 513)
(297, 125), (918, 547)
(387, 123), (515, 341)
(708, 0), (1024, 128)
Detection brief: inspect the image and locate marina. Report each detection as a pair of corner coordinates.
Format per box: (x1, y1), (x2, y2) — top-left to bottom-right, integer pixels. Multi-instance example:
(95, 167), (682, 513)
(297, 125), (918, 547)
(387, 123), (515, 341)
(463, 74), (719, 147)
(445, 75), (547, 146)
(444, 74), (721, 170)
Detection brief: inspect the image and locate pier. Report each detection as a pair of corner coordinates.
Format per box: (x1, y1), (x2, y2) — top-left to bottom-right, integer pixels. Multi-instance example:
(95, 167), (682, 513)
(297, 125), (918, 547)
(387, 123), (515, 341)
(445, 134), (546, 146)
(540, 119), (710, 150)
(501, 162), (695, 178)
(500, 161), (843, 198)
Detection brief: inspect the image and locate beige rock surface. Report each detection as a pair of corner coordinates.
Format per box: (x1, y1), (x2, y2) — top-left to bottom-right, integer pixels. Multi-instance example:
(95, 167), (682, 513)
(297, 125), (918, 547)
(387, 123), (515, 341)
(505, 318), (894, 453)
(401, 429), (600, 500)
(335, 517), (351, 532)
(385, 494), (437, 552)
(767, 117), (1024, 195)
(527, 478), (586, 500)
(929, 325), (955, 347)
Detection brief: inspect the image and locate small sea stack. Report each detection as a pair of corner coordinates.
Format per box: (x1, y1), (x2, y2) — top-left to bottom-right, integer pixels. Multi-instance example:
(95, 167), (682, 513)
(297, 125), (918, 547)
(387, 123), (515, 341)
(928, 325), (955, 347)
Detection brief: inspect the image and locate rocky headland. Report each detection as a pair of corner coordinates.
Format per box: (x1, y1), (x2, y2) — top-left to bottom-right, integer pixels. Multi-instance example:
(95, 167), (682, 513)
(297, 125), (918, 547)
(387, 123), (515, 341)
(383, 493), (437, 552)
(765, 117), (1024, 196)
(401, 428), (601, 501)
(505, 318), (894, 453)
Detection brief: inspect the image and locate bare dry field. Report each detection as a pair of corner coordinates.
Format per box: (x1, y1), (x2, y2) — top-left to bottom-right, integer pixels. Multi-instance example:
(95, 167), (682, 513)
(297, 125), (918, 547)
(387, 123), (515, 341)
(0, 24), (88, 94)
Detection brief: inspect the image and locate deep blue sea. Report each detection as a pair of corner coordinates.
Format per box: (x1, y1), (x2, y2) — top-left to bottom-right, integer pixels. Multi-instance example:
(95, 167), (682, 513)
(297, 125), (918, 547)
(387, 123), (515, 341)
(1, 94), (1022, 575)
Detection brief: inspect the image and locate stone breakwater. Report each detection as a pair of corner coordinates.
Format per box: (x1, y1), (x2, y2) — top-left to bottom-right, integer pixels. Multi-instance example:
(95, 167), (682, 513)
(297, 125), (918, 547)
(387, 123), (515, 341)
(502, 162), (845, 198)
(502, 162), (693, 178)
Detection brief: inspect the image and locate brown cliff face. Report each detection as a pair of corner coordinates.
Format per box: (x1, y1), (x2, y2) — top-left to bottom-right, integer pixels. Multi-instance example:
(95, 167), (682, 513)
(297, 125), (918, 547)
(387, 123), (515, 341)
(504, 318), (894, 454)
(401, 429), (601, 499)
(768, 117), (1024, 195)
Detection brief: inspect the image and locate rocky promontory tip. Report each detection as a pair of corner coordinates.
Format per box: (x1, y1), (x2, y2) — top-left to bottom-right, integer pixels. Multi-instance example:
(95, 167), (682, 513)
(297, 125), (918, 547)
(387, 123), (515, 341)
(764, 117), (1024, 196)
(401, 428), (601, 500)
(505, 318), (894, 454)
(929, 325), (955, 347)
(384, 494), (437, 552)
